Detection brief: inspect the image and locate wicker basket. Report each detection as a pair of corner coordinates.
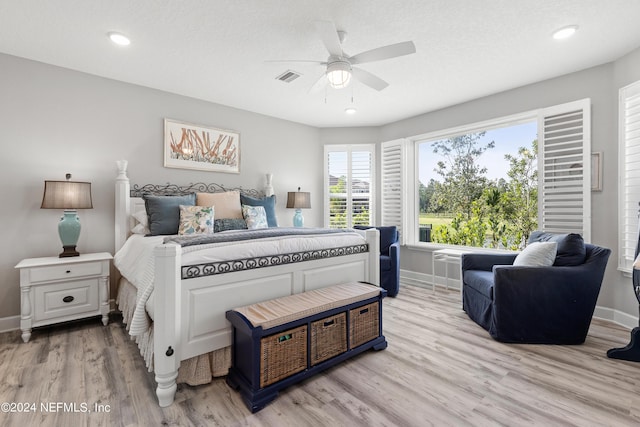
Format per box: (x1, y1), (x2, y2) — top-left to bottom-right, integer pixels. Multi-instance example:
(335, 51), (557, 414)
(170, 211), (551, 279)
(260, 325), (308, 388)
(310, 312), (347, 366)
(349, 302), (380, 348)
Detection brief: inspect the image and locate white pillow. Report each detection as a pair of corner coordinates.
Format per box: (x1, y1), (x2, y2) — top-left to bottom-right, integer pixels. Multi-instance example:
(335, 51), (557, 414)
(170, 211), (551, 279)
(131, 209), (150, 235)
(513, 241), (558, 267)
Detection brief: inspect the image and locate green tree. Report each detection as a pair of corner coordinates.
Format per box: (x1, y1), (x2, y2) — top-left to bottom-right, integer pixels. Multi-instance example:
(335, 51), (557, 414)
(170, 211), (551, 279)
(430, 132), (495, 219)
(501, 140), (538, 248)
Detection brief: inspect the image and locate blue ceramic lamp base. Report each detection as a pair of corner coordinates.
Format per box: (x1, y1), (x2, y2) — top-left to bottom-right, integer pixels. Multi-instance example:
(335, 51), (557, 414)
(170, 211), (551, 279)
(292, 209), (304, 228)
(58, 210), (81, 257)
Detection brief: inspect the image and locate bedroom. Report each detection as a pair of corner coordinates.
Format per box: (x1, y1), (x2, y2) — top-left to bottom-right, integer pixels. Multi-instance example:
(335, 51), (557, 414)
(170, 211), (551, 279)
(1, 1), (640, 425)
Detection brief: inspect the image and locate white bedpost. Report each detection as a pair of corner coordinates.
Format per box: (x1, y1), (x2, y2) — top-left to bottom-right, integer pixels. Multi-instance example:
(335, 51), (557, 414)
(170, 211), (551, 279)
(365, 228), (380, 286)
(115, 160), (130, 252)
(154, 243), (182, 407)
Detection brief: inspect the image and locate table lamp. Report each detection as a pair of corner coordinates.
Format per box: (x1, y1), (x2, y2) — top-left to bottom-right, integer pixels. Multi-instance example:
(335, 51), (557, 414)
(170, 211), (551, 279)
(286, 187), (311, 227)
(41, 173), (93, 257)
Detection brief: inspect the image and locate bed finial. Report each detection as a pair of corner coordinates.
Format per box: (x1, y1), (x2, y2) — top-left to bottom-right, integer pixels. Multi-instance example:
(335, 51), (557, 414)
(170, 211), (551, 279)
(116, 160), (128, 180)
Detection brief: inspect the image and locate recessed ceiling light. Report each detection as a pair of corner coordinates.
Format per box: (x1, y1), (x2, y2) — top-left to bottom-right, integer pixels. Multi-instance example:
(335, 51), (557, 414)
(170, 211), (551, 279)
(552, 25), (578, 40)
(344, 107), (357, 115)
(108, 32), (131, 46)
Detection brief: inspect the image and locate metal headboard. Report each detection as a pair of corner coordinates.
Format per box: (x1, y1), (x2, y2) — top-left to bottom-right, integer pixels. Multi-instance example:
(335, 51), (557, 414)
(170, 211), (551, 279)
(130, 182), (264, 198)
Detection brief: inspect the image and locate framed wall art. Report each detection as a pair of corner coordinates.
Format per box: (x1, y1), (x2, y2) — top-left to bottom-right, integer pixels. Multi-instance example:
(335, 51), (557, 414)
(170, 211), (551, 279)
(164, 119), (240, 173)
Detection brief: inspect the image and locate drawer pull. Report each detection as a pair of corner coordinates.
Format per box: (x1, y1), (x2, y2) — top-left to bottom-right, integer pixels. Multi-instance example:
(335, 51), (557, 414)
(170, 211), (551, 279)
(323, 320), (335, 327)
(66, 270), (71, 274)
(62, 296), (74, 303)
(359, 308), (369, 315)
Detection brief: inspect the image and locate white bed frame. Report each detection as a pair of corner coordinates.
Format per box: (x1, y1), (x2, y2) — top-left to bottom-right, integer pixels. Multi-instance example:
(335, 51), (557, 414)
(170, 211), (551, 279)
(114, 161), (380, 407)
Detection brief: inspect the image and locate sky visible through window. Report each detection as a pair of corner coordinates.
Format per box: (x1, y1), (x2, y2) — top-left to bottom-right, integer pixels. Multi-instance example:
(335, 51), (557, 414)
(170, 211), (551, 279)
(418, 121), (538, 184)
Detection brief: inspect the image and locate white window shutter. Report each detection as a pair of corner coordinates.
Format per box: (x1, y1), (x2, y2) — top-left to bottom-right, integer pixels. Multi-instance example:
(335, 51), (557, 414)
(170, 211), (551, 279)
(381, 139), (409, 244)
(619, 81), (640, 272)
(324, 145), (375, 228)
(537, 99), (591, 241)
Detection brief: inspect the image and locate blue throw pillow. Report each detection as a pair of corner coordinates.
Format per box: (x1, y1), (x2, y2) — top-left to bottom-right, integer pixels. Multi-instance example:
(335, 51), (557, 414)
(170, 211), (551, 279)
(143, 193), (196, 236)
(528, 231), (586, 266)
(240, 194), (278, 227)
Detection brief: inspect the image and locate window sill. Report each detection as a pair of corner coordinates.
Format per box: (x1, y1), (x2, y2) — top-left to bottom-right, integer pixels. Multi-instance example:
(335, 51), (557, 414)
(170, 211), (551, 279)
(405, 242), (517, 254)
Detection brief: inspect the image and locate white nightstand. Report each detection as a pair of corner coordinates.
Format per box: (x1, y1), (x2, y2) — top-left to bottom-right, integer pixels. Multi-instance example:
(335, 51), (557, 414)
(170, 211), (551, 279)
(15, 252), (112, 343)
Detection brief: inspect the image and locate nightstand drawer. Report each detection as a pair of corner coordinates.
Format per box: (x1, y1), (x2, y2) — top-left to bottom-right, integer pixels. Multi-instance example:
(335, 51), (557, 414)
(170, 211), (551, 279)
(34, 279), (99, 321)
(29, 261), (103, 283)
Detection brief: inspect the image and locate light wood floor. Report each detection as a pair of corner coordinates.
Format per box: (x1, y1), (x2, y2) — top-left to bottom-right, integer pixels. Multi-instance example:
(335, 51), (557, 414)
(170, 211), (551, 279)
(1, 284), (639, 427)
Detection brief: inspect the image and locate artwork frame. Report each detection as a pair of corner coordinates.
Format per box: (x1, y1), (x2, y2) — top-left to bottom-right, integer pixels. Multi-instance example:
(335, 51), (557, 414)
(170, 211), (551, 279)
(164, 119), (240, 173)
(591, 152), (602, 192)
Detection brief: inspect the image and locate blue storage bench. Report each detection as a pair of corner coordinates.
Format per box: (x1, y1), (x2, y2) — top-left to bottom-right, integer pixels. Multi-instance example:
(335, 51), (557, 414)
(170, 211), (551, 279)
(225, 281), (387, 412)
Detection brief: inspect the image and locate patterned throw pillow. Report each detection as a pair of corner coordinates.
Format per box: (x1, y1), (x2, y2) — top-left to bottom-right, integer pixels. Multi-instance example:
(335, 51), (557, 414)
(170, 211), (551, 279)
(178, 205), (214, 235)
(242, 205), (268, 230)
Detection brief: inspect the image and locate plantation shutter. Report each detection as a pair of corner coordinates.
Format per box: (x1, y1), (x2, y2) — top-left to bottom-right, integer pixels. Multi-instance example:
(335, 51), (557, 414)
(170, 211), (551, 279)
(619, 81), (640, 272)
(324, 145), (374, 228)
(381, 139), (409, 244)
(537, 99), (591, 241)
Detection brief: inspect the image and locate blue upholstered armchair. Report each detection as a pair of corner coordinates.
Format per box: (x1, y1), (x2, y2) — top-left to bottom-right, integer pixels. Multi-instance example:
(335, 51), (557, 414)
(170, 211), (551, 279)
(461, 232), (611, 344)
(355, 226), (400, 297)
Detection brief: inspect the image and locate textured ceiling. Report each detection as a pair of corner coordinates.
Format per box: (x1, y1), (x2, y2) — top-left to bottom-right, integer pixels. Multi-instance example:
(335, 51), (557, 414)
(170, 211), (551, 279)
(2, 0), (640, 127)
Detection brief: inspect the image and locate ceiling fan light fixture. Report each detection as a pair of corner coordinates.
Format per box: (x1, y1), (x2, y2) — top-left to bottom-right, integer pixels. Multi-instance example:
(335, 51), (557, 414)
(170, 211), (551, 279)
(344, 107), (357, 114)
(326, 60), (352, 89)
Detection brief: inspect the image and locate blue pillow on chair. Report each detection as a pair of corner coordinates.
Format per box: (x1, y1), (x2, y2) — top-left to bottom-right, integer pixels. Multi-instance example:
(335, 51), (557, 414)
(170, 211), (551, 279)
(528, 231), (586, 266)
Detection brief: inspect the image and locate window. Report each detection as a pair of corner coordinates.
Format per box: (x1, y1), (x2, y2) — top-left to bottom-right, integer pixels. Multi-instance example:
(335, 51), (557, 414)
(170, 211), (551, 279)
(416, 121), (537, 250)
(324, 145), (375, 228)
(381, 99), (591, 248)
(619, 80), (640, 273)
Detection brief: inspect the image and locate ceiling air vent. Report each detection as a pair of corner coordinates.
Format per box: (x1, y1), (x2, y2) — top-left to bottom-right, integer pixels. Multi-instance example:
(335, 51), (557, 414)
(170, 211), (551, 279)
(275, 70), (301, 83)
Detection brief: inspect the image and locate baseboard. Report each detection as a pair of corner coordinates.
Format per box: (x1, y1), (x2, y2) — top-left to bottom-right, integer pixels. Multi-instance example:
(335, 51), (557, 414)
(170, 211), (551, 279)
(400, 269), (638, 330)
(0, 299), (118, 333)
(0, 315), (19, 333)
(593, 306), (638, 330)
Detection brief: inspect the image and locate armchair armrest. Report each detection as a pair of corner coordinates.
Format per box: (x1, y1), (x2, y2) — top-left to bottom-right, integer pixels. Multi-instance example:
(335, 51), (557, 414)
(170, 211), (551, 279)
(461, 252), (518, 272)
(389, 241), (400, 270)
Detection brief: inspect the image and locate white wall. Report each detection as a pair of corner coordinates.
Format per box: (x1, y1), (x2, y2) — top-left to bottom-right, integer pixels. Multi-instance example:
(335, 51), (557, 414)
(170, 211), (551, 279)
(0, 53), (321, 320)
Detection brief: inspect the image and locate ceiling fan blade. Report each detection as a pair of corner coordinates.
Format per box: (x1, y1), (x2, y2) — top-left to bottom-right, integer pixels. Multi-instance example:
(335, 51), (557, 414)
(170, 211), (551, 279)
(352, 67), (389, 91)
(315, 20), (343, 57)
(308, 73), (327, 94)
(350, 41), (416, 65)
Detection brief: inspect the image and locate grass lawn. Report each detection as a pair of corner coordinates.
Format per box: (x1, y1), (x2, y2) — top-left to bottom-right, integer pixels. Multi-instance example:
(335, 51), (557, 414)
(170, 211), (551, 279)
(419, 213), (453, 228)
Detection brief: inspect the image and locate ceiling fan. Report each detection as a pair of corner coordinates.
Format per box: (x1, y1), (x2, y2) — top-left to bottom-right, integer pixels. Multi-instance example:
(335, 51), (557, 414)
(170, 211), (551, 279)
(273, 21), (416, 93)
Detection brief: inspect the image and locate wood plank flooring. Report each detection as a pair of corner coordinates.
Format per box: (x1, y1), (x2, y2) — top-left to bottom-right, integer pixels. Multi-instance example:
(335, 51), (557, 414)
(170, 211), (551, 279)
(1, 284), (639, 426)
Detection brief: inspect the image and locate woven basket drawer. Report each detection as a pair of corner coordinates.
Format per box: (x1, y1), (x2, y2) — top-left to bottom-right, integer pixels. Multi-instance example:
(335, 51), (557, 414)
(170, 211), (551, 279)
(260, 325), (308, 388)
(349, 302), (380, 348)
(310, 312), (347, 366)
